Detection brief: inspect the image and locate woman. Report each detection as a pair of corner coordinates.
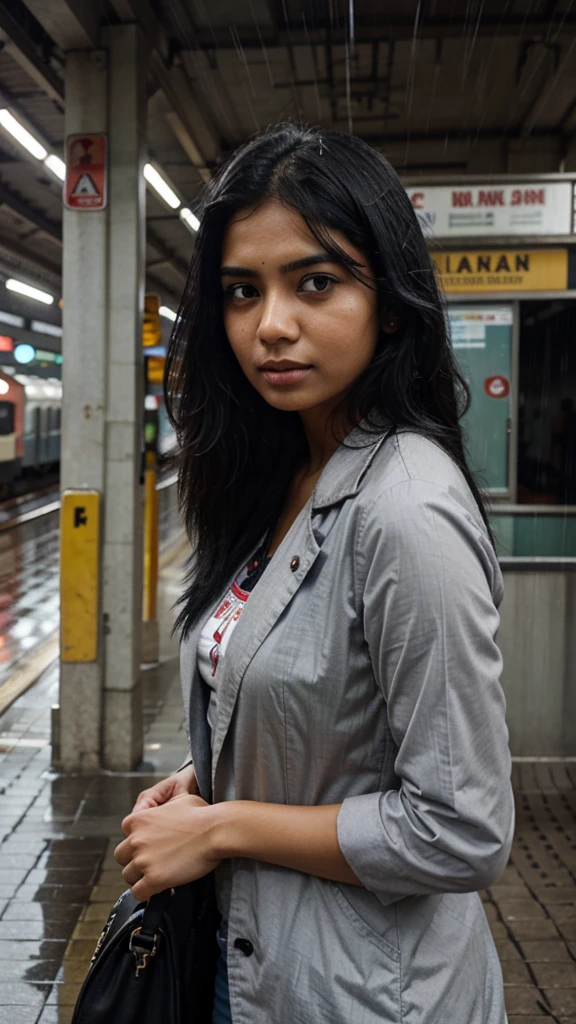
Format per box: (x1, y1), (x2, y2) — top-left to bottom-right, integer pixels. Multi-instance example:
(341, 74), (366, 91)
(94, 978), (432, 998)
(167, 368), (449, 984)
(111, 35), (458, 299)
(115, 123), (514, 1024)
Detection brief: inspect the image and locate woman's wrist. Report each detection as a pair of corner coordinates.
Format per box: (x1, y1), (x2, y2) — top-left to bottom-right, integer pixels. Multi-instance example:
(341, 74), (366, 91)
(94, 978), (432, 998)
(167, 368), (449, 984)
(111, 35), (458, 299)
(205, 799), (247, 860)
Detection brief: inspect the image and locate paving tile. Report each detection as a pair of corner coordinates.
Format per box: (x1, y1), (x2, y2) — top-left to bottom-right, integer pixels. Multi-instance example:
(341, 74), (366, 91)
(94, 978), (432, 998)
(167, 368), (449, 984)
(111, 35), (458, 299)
(37, 1006), (75, 1023)
(88, 884), (126, 903)
(549, 906), (576, 923)
(0, 1009), (45, 1024)
(58, 960), (91, 984)
(0, 980), (49, 1006)
(0, 920), (75, 941)
(545, 990), (576, 1014)
(533, 887), (576, 904)
(507, 919), (561, 941)
(0, 940), (66, 960)
(62, 939), (97, 961)
(24, 869), (97, 887)
(79, 904), (108, 924)
(504, 987), (548, 1015)
(495, 939), (524, 961)
(532, 963), (576, 987)
(502, 960), (533, 984)
(0, 960), (61, 982)
(491, 884), (533, 900)
(70, 920), (103, 940)
(1, 903), (82, 924)
(520, 940), (573, 962)
(499, 900), (547, 921)
(15, 885), (91, 905)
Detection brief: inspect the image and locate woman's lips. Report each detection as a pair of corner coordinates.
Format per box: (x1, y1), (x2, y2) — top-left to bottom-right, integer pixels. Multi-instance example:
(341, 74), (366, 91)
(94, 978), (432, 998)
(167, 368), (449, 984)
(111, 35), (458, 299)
(261, 366), (312, 385)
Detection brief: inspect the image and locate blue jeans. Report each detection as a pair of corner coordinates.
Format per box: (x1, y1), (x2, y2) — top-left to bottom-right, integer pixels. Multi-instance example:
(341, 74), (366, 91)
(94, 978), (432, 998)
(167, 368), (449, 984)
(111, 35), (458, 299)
(212, 953), (232, 1024)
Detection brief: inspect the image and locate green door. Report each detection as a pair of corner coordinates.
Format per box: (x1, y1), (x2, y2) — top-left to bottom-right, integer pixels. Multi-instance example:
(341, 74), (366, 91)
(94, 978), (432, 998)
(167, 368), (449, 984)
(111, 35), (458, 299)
(448, 305), (513, 495)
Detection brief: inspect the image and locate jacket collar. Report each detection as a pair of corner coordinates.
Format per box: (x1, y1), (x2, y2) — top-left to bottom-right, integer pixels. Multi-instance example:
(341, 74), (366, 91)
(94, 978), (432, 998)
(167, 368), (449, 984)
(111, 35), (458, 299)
(312, 416), (392, 511)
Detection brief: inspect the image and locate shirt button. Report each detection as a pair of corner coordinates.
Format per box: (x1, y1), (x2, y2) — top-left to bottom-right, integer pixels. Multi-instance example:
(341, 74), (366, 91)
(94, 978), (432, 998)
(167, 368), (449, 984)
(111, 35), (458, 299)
(234, 937), (254, 957)
(290, 556), (300, 572)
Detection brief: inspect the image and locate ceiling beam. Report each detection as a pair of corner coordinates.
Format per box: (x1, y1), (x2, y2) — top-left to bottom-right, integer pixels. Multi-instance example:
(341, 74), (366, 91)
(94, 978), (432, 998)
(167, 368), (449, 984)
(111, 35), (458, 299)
(18, 0), (100, 51)
(0, 234), (61, 282)
(147, 227), (188, 282)
(0, 181), (62, 243)
(192, 17), (576, 49)
(146, 271), (180, 303)
(349, 126), (560, 146)
(0, 8), (64, 105)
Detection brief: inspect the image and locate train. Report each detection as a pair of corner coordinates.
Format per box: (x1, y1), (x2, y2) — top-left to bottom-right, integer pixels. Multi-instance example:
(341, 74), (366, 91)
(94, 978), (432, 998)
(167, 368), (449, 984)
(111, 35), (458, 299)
(0, 370), (176, 497)
(0, 371), (61, 494)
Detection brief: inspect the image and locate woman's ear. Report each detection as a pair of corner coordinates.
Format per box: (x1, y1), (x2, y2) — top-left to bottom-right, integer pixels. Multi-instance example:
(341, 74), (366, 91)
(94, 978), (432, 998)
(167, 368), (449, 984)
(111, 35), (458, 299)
(380, 306), (401, 334)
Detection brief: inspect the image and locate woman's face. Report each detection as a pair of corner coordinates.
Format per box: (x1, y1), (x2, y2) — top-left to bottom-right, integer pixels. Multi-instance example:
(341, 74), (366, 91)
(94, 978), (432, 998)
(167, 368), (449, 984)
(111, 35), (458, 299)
(220, 200), (381, 415)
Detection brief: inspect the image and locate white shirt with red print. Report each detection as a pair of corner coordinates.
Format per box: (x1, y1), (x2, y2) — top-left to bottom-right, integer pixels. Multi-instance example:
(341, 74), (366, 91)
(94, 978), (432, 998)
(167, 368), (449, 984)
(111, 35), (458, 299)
(197, 561), (254, 741)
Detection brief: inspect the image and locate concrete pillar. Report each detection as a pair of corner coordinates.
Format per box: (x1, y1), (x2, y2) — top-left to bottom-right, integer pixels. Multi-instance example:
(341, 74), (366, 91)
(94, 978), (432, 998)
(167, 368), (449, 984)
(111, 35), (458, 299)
(102, 24), (147, 770)
(59, 25), (147, 772)
(60, 49), (108, 772)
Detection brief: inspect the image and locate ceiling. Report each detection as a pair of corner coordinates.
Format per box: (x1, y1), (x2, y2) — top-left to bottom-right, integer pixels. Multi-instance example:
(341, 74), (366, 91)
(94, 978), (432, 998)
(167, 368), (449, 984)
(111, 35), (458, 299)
(0, 0), (576, 323)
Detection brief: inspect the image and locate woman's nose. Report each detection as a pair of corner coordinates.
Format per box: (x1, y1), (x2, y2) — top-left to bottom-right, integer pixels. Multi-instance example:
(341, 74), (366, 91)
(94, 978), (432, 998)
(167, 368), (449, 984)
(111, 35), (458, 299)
(256, 294), (300, 345)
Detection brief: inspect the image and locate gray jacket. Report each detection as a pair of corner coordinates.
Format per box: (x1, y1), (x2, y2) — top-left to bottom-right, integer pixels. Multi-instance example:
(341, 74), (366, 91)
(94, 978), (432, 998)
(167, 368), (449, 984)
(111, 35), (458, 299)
(180, 426), (515, 1024)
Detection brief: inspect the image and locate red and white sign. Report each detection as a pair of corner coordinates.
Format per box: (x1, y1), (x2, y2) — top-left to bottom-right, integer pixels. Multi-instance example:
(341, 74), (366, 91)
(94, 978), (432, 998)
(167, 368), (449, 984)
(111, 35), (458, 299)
(406, 182), (573, 239)
(484, 375), (510, 399)
(65, 134), (107, 210)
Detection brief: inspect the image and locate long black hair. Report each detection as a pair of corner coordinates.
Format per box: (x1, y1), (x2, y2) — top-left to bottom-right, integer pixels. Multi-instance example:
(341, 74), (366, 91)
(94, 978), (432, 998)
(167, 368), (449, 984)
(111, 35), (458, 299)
(165, 121), (492, 635)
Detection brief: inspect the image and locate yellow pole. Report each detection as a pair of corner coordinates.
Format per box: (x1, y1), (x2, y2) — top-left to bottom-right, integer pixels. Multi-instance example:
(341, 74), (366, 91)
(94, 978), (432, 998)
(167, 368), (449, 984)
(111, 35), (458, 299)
(142, 449), (159, 623)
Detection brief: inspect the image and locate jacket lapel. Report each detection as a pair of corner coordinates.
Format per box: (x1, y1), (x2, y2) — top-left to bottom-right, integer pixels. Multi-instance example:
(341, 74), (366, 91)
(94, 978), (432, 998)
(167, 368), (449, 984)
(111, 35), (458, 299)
(179, 617), (213, 801)
(211, 498), (321, 790)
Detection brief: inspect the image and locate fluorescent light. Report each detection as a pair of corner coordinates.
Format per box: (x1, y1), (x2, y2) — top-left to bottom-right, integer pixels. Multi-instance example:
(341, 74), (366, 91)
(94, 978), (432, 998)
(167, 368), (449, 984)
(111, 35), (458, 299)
(0, 109), (47, 161)
(31, 320), (62, 337)
(6, 279), (53, 305)
(143, 163), (180, 210)
(159, 305), (177, 322)
(0, 379), (9, 395)
(0, 310), (24, 327)
(180, 207), (200, 233)
(44, 154), (66, 181)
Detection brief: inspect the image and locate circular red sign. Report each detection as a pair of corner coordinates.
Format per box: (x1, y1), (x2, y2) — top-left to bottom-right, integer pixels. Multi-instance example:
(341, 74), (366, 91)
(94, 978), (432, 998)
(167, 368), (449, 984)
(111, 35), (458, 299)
(484, 375), (510, 398)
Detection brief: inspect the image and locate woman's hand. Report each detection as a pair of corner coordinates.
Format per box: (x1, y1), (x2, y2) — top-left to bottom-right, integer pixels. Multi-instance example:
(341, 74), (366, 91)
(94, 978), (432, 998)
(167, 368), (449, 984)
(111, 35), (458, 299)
(131, 764), (198, 813)
(114, 794), (222, 902)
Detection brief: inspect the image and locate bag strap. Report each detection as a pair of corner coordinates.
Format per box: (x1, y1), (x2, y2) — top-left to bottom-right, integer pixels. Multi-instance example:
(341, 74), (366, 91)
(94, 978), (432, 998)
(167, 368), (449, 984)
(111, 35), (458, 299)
(131, 889), (173, 953)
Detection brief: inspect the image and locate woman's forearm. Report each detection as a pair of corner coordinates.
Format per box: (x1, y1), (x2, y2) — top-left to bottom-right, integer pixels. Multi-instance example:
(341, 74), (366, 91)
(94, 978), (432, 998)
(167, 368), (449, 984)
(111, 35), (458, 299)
(210, 800), (363, 886)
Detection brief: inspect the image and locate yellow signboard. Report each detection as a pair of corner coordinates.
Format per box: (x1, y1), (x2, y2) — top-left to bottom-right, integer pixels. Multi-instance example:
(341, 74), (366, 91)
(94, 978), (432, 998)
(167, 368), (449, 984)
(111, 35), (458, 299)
(60, 490), (100, 662)
(146, 355), (165, 385)
(432, 249), (568, 293)
(143, 293), (162, 347)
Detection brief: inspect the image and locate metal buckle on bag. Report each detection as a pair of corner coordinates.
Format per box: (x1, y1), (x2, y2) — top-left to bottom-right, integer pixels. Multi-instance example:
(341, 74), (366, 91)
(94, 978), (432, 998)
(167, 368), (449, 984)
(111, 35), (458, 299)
(90, 913), (115, 964)
(129, 926), (158, 977)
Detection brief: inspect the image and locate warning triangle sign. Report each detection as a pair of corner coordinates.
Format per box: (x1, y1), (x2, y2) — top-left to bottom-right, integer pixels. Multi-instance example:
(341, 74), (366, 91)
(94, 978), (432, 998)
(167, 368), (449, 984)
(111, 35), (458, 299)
(71, 172), (100, 197)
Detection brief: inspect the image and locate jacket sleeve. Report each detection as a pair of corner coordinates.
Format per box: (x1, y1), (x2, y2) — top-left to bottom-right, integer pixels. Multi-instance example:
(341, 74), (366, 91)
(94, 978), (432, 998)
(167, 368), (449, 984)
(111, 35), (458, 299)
(336, 478), (515, 902)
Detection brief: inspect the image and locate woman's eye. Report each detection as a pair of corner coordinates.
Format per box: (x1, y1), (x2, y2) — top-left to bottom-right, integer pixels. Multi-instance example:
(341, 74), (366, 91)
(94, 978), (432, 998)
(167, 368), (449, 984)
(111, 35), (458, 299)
(300, 274), (335, 294)
(227, 283), (258, 300)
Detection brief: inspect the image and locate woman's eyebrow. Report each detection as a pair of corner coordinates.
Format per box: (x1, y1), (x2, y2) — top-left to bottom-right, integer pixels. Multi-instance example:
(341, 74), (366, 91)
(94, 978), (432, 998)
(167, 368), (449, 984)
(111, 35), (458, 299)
(220, 253), (338, 278)
(279, 253), (337, 273)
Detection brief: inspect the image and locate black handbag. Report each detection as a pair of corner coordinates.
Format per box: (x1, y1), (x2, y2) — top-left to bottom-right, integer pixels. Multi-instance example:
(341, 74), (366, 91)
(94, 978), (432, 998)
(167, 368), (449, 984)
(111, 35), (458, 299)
(72, 873), (221, 1024)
